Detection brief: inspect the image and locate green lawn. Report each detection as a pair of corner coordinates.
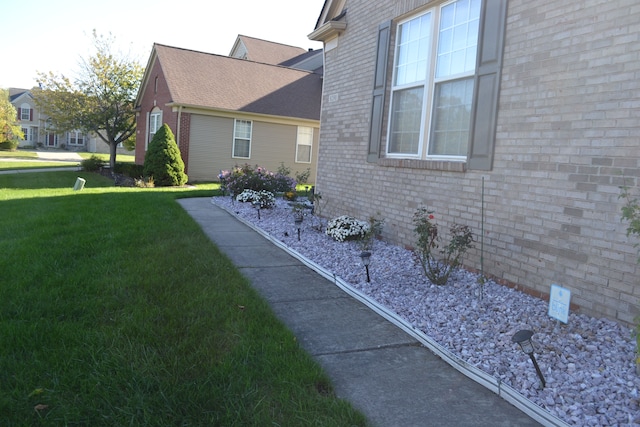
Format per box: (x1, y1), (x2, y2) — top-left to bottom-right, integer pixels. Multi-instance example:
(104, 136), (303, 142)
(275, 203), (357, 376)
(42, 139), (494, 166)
(0, 171), (366, 426)
(0, 150), (135, 171)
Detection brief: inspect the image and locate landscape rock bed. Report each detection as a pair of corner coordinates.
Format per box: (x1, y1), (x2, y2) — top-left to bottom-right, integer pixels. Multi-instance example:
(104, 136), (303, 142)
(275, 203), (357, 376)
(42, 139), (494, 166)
(213, 196), (640, 426)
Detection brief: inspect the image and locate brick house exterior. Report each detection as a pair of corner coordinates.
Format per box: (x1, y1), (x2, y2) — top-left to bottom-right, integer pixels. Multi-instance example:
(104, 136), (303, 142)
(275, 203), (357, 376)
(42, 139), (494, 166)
(310, 0), (640, 323)
(134, 40), (323, 182)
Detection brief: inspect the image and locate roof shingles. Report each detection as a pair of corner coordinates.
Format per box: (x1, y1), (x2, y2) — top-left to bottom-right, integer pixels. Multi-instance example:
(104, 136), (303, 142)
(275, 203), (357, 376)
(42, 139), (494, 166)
(155, 44), (322, 120)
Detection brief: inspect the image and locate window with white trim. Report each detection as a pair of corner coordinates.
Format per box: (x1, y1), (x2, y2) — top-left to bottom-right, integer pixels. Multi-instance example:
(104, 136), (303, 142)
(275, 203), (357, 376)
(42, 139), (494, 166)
(233, 119), (252, 159)
(149, 109), (162, 145)
(20, 104), (31, 121)
(387, 0), (480, 159)
(295, 126), (313, 163)
(68, 130), (85, 146)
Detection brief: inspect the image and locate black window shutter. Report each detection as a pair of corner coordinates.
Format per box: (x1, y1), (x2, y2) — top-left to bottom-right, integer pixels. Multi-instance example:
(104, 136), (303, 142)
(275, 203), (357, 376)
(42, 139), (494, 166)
(468, 0), (508, 171)
(367, 20), (391, 163)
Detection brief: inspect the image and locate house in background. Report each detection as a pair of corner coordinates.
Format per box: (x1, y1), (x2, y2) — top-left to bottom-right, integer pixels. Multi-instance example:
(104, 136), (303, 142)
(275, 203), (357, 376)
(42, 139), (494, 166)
(133, 37), (323, 182)
(8, 87), (125, 154)
(309, 0), (640, 324)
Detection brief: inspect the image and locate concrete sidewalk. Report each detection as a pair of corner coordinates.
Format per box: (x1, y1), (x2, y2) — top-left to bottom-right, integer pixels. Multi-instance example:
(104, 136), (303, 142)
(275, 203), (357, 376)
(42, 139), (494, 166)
(178, 197), (541, 427)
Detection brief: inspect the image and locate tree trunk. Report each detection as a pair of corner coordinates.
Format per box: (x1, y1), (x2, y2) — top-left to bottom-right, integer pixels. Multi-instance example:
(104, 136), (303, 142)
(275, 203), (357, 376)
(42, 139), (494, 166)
(109, 141), (117, 172)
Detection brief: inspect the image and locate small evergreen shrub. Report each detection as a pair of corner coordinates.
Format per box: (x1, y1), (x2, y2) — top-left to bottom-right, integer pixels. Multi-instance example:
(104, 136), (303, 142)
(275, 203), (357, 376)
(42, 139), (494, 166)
(143, 124), (188, 186)
(81, 155), (106, 172)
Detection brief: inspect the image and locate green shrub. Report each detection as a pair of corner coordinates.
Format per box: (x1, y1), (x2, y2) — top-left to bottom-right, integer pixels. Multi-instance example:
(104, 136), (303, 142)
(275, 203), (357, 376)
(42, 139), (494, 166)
(81, 155), (106, 172)
(143, 124), (188, 186)
(0, 140), (20, 151)
(295, 168), (311, 184)
(114, 162), (144, 178)
(413, 207), (474, 286)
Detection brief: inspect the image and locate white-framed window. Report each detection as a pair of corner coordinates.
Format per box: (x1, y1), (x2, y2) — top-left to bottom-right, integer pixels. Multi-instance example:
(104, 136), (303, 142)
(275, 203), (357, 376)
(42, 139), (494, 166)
(21, 127), (28, 140)
(148, 109), (162, 144)
(387, 0), (480, 159)
(233, 119), (252, 159)
(295, 126), (313, 163)
(20, 104), (31, 121)
(68, 130), (85, 146)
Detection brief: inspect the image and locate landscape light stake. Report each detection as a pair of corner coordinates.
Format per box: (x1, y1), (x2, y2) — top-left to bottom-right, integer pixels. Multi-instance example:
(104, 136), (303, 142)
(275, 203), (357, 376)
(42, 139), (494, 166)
(359, 251), (371, 282)
(252, 201), (261, 220)
(512, 329), (546, 388)
(294, 216), (303, 241)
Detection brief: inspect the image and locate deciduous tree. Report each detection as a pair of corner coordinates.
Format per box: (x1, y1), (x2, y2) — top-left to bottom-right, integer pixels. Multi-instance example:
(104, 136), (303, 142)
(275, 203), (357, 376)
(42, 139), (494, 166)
(34, 31), (143, 170)
(0, 89), (24, 148)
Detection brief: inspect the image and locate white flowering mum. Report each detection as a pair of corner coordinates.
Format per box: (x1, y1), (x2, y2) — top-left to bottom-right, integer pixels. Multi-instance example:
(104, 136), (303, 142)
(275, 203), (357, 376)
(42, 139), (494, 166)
(236, 189), (276, 208)
(326, 215), (370, 242)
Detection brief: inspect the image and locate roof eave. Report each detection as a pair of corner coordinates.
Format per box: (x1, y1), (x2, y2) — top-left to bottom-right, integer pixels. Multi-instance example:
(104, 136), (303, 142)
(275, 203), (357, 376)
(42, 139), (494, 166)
(308, 21), (347, 42)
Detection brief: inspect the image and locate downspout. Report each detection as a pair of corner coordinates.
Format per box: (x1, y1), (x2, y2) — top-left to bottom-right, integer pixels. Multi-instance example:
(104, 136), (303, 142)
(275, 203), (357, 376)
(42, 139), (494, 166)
(176, 105), (182, 149)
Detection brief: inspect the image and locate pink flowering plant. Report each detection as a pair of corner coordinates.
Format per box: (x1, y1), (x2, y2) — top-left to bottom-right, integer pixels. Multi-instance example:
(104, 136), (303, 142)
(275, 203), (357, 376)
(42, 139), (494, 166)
(219, 164), (296, 197)
(413, 207), (474, 286)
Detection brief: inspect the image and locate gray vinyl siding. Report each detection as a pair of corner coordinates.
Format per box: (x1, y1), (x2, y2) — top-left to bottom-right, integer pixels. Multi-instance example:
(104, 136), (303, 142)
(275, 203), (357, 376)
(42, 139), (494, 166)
(188, 114), (318, 183)
(189, 115), (234, 181)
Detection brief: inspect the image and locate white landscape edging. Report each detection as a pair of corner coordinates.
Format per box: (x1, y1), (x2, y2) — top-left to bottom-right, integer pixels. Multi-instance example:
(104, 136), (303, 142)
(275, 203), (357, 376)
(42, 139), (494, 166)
(214, 200), (570, 427)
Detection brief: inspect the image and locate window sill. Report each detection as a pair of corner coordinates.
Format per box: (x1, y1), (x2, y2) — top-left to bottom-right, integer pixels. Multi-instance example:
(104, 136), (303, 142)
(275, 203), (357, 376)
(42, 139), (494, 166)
(378, 157), (466, 172)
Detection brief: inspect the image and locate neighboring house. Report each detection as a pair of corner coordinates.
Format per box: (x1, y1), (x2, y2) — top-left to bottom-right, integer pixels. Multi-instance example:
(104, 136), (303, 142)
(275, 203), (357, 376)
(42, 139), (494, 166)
(133, 38), (323, 182)
(8, 87), (121, 155)
(309, 0), (640, 324)
(9, 88), (41, 148)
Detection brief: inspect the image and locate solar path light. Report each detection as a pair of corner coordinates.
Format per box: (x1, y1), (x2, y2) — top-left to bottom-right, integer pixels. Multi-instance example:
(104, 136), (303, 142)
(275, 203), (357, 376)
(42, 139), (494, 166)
(512, 329), (546, 388)
(294, 214), (303, 241)
(359, 251), (371, 283)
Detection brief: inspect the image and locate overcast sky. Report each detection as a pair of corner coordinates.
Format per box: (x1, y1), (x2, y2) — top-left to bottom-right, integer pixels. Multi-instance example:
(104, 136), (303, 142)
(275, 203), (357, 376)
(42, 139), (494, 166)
(1, 0), (325, 89)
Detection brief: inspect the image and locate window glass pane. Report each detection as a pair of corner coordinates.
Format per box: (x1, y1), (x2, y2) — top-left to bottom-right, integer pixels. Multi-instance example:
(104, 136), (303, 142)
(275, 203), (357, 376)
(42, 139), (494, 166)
(235, 120), (251, 139)
(296, 145), (311, 163)
(395, 13), (431, 86)
(296, 126), (313, 163)
(436, 0), (480, 78)
(429, 78), (474, 156)
(233, 140), (250, 158)
(389, 86), (424, 154)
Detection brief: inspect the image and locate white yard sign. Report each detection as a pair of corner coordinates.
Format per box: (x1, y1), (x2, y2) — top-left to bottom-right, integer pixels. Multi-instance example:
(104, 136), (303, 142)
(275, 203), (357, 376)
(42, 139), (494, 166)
(548, 284), (571, 323)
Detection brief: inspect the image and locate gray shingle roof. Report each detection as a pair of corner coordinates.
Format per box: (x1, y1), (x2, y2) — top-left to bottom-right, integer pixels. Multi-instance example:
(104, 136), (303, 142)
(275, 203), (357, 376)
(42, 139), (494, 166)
(154, 44), (322, 121)
(236, 35), (308, 65)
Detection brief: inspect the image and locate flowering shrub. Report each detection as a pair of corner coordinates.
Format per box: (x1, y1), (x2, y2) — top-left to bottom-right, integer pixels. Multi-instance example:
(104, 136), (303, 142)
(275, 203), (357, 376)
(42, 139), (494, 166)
(413, 207), (474, 286)
(236, 189), (276, 209)
(219, 164), (296, 196)
(326, 215), (370, 242)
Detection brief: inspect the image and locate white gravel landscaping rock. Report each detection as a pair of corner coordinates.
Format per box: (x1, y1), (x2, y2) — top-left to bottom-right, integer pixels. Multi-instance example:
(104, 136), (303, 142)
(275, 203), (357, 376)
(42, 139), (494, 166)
(213, 196), (640, 426)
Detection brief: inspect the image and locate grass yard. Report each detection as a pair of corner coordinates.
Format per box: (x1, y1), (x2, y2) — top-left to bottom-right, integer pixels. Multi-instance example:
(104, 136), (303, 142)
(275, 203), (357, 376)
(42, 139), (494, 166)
(0, 171), (366, 426)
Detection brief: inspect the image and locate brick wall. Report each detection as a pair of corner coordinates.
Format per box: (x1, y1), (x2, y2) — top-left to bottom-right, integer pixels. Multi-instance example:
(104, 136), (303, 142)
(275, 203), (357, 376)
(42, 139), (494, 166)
(134, 55), (181, 167)
(316, 0), (640, 323)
